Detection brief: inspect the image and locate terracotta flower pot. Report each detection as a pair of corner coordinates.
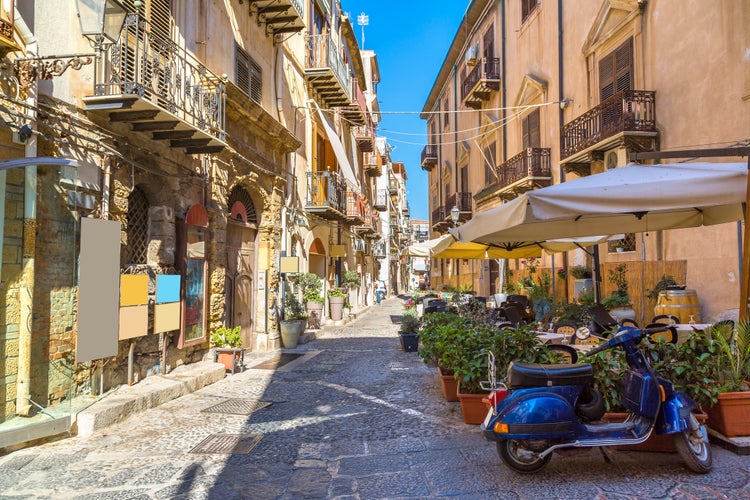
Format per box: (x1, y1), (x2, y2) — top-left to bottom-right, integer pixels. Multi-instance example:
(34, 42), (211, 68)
(706, 390), (750, 437)
(437, 365), (459, 402)
(457, 383), (490, 425)
(329, 296), (345, 321)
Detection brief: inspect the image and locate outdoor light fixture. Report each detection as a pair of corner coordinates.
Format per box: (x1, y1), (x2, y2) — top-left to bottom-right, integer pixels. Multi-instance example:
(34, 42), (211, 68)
(75, 0), (129, 46)
(450, 205), (460, 225)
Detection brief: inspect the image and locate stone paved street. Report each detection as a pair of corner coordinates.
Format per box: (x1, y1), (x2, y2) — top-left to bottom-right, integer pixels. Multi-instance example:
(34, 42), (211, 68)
(2, 297), (750, 499)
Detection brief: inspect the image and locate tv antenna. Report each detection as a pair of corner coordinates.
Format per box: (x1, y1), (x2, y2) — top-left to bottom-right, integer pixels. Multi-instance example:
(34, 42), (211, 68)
(357, 12), (369, 49)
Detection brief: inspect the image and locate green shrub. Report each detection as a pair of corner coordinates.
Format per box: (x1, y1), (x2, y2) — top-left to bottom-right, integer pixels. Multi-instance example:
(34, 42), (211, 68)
(400, 308), (420, 334)
(211, 326), (242, 348)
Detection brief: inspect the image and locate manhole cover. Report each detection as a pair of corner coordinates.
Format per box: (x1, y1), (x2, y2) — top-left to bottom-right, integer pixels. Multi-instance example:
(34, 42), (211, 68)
(190, 434), (263, 454)
(201, 398), (272, 415)
(251, 353), (304, 370)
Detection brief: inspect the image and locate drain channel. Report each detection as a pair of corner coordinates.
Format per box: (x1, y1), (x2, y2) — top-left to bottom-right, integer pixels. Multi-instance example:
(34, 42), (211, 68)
(189, 434), (263, 454)
(201, 398), (272, 415)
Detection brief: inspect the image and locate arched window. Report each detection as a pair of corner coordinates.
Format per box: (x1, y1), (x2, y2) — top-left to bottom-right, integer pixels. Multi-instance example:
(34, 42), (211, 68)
(227, 185), (257, 224)
(126, 186), (149, 265)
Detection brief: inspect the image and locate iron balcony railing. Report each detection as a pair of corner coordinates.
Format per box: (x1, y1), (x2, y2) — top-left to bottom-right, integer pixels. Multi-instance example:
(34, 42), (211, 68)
(497, 148), (551, 189)
(461, 57), (501, 101)
(306, 171), (345, 212)
(345, 191), (365, 221)
(96, 13), (225, 141)
(374, 188), (388, 209)
(421, 144), (437, 168)
(305, 33), (351, 101)
(446, 192), (473, 214)
(431, 206), (447, 227)
(560, 90), (656, 159)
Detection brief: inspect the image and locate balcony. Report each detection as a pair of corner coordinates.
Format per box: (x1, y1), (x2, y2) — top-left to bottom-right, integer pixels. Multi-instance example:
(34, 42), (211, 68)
(305, 171), (346, 220)
(431, 205), (447, 232)
(305, 33), (351, 108)
(461, 57), (500, 109)
(373, 188), (388, 210)
(356, 206), (378, 236)
(355, 125), (375, 153)
(244, 0), (305, 36)
(446, 192), (473, 223)
(421, 144), (437, 171)
(560, 90), (658, 175)
(388, 178), (398, 195)
(345, 191), (365, 225)
(363, 151), (381, 176)
(496, 148), (552, 200)
(340, 78), (367, 126)
(82, 14), (225, 154)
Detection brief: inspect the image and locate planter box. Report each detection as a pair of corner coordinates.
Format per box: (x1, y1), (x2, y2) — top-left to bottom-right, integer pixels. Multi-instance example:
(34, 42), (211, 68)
(214, 348), (244, 374)
(457, 386), (491, 425)
(706, 391), (750, 437)
(437, 365), (459, 402)
(399, 333), (419, 352)
(604, 412), (708, 452)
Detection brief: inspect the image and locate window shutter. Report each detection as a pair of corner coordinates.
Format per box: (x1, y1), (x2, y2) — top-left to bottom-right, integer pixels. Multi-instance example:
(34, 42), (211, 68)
(600, 38), (633, 101)
(248, 57), (263, 105)
(599, 51), (615, 101)
(522, 109), (540, 149)
(484, 142), (496, 185)
(522, 115), (530, 149)
(483, 24), (494, 59)
(235, 47), (250, 95)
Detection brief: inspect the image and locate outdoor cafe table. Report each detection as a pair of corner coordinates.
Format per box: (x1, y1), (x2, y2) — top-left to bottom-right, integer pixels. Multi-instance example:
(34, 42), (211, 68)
(535, 331), (567, 344)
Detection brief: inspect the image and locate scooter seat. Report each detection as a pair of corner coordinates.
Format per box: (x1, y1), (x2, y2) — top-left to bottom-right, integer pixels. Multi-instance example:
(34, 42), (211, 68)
(508, 361), (594, 388)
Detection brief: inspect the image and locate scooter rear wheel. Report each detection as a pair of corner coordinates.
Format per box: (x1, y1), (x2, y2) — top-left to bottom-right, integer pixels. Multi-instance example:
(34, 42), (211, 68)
(673, 424), (712, 474)
(497, 439), (551, 473)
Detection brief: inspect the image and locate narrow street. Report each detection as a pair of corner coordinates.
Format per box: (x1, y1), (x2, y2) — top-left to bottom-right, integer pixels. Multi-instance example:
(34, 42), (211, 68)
(1, 298), (748, 499)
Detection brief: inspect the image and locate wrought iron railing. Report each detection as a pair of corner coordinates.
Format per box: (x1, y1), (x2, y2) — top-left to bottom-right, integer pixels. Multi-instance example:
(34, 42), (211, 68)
(345, 191), (364, 220)
(96, 13), (225, 141)
(446, 192), (473, 213)
(421, 144), (437, 165)
(560, 90), (656, 159)
(305, 33), (351, 101)
(431, 206), (446, 226)
(497, 148), (551, 189)
(355, 125), (374, 142)
(306, 171), (345, 211)
(461, 57), (500, 100)
(374, 188), (388, 209)
(289, 0), (304, 17)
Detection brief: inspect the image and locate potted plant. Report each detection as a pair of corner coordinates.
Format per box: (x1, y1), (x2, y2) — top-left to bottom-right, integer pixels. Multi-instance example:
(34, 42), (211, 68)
(279, 289), (307, 349)
(399, 307), (420, 352)
(705, 320), (750, 437)
(341, 270), (362, 313)
(527, 271), (553, 323)
(211, 325), (243, 373)
(570, 265), (593, 301)
(298, 272), (324, 329)
(418, 312), (466, 401)
(328, 285), (347, 321)
(602, 264), (635, 323)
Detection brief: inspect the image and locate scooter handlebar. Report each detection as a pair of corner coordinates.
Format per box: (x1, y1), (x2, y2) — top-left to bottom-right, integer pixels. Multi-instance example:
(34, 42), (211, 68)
(585, 325), (672, 356)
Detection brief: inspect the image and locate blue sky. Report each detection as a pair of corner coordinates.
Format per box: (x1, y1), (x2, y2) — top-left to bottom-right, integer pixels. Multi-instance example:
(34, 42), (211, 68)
(342, 1), (469, 221)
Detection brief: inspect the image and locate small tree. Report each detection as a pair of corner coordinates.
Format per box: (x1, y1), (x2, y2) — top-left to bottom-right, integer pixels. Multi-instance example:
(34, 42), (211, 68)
(297, 272), (324, 304)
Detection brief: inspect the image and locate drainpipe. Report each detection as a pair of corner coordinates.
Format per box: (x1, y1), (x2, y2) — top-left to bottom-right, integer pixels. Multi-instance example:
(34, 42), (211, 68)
(500, 0), (507, 165)
(14, 9), (37, 417)
(557, 0), (568, 298)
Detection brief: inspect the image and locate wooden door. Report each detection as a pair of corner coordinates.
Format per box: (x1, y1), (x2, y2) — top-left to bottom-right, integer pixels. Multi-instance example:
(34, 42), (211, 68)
(227, 222), (255, 348)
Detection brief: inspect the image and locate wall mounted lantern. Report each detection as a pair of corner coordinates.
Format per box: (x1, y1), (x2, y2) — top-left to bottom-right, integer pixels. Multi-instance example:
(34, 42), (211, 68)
(75, 0), (129, 46)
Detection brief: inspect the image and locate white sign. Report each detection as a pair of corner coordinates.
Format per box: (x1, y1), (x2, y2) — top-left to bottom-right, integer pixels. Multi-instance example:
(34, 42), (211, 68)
(257, 272), (265, 290)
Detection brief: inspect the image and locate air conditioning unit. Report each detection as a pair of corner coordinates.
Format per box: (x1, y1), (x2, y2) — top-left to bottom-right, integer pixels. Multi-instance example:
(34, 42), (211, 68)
(465, 44), (478, 66)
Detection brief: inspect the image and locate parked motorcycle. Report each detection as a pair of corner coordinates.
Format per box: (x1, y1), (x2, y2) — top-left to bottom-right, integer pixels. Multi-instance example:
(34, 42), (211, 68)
(481, 325), (712, 474)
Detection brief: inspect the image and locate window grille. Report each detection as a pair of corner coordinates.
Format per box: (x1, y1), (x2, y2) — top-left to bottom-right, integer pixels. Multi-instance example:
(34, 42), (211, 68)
(228, 185), (257, 224)
(126, 187), (149, 265)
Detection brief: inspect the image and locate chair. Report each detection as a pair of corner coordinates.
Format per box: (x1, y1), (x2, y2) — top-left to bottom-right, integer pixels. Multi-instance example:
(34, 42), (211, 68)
(588, 304), (638, 336)
(547, 344), (578, 364)
(644, 323), (678, 344)
(501, 303), (527, 327)
(553, 322), (577, 343)
(651, 314), (679, 325)
(507, 294), (530, 308)
(568, 334), (603, 346)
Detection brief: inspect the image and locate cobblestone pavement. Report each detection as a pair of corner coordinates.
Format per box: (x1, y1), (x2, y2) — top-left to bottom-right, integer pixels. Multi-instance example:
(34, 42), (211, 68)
(2, 297), (750, 499)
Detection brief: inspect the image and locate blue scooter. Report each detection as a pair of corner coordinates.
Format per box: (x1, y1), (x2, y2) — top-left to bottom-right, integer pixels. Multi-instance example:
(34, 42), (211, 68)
(481, 325), (712, 474)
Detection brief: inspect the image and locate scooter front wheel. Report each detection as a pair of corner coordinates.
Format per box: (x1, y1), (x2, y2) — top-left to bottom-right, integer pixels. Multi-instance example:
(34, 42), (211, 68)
(497, 439), (551, 473)
(673, 424), (712, 474)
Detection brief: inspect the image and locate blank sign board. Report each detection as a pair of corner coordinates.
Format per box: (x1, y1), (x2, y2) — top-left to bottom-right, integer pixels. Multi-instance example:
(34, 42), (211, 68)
(77, 218), (121, 363)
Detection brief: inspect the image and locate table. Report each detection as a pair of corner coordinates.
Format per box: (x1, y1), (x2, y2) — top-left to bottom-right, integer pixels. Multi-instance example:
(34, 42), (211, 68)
(672, 323), (712, 344)
(535, 332), (567, 344)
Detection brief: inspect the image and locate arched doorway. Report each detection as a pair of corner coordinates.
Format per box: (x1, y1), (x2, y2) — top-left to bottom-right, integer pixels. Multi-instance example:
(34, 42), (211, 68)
(309, 237), (327, 279)
(226, 186), (258, 349)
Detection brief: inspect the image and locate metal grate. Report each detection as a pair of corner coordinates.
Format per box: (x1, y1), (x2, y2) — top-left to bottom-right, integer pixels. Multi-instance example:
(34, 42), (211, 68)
(189, 434), (263, 455)
(250, 353), (303, 370)
(126, 186), (149, 265)
(201, 399), (271, 415)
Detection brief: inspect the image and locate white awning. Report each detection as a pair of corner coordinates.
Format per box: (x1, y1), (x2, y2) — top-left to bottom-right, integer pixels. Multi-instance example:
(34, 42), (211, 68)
(314, 103), (360, 191)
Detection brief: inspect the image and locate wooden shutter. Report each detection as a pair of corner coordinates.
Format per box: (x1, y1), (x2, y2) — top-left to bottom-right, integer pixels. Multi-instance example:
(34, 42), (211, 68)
(122, 0), (173, 40)
(599, 38), (633, 102)
(460, 166), (468, 193)
(483, 24), (494, 59)
(235, 45), (263, 105)
(484, 142), (496, 184)
(522, 109), (540, 149)
(522, 0), (537, 23)
(248, 57), (262, 105)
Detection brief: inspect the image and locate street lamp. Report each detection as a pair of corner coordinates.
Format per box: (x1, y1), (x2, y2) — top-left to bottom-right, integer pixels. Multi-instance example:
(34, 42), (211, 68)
(75, 0), (129, 46)
(450, 205), (460, 225)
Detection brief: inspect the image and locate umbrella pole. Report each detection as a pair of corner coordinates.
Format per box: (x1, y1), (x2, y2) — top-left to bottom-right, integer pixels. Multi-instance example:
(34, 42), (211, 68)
(592, 246), (602, 304)
(741, 156), (750, 320)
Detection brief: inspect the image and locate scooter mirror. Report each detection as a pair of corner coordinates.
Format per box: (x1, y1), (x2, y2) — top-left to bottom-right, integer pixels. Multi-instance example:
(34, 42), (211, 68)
(575, 326), (591, 340)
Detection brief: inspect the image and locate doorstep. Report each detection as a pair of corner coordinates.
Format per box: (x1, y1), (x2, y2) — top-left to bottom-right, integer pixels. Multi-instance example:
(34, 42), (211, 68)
(75, 361), (226, 437)
(708, 428), (750, 455)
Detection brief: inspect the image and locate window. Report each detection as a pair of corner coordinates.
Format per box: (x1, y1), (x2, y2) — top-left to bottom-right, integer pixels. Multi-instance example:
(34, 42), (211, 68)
(122, 0), (173, 40)
(599, 38), (633, 102)
(521, 0), (538, 23)
(443, 97), (449, 126)
(236, 45), (262, 104)
(483, 24), (494, 59)
(460, 165), (468, 193)
(126, 186), (149, 265)
(483, 141), (496, 185)
(522, 108), (540, 149)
